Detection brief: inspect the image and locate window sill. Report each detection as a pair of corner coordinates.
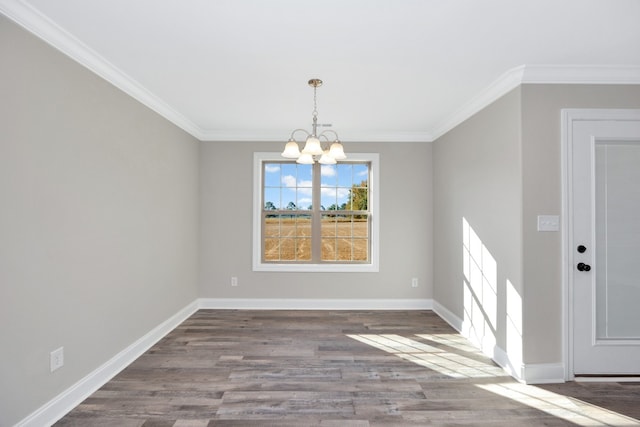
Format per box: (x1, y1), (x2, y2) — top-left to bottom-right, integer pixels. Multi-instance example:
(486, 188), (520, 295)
(252, 263), (379, 273)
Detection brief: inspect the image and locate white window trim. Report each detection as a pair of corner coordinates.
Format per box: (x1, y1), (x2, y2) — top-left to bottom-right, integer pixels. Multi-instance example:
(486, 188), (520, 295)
(253, 152), (380, 272)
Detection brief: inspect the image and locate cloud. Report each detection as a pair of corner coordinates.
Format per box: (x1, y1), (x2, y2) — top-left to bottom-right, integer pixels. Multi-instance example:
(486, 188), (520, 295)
(282, 175), (312, 196)
(297, 198), (312, 207)
(321, 187), (350, 201)
(357, 169), (368, 177)
(265, 165), (280, 173)
(282, 175), (297, 187)
(321, 165), (336, 176)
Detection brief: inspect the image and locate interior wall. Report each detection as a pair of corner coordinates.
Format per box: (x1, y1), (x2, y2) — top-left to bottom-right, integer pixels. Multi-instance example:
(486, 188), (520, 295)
(520, 84), (640, 365)
(434, 83), (640, 377)
(433, 88), (524, 366)
(0, 17), (200, 426)
(199, 141), (433, 301)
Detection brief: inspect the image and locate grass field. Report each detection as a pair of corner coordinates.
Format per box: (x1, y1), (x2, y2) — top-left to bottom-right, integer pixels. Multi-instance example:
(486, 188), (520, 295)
(264, 217), (368, 261)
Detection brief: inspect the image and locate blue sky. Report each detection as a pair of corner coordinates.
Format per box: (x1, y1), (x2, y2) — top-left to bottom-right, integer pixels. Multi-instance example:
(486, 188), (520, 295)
(264, 163), (368, 210)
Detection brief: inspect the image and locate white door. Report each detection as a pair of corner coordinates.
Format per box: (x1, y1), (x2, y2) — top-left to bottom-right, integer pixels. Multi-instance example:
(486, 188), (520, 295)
(568, 109), (640, 375)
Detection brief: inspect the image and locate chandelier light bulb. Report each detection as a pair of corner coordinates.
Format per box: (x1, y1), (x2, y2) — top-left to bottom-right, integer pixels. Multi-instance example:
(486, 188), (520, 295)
(318, 150), (337, 165)
(296, 152), (315, 164)
(301, 136), (323, 156)
(281, 140), (301, 158)
(328, 141), (347, 160)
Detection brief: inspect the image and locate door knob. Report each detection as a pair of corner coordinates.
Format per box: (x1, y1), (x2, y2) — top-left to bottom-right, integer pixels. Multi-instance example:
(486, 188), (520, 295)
(577, 262), (591, 272)
(577, 245), (587, 253)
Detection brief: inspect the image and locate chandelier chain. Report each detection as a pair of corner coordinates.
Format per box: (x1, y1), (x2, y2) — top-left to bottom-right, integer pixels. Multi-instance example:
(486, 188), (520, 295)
(312, 85), (318, 119)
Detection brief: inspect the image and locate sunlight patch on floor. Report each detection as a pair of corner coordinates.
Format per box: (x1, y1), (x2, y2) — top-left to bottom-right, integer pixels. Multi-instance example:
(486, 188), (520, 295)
(347, 334), (507, 379)
(477, 382), (639, 426)
(348, 333), (640, 426)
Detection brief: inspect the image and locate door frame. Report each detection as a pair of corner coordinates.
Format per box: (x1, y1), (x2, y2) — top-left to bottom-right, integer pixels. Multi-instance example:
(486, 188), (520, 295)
(561, 108), (640, 381)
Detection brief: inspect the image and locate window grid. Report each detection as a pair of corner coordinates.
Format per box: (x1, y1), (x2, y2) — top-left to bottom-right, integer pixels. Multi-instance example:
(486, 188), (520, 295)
(262, 161), (370, 264)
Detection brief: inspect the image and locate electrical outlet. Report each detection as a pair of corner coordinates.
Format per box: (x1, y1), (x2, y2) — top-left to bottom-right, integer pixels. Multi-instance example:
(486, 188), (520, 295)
(50, 347), (64, 372)
(231, 276), (238, 287)
(411, 278), (419, 288)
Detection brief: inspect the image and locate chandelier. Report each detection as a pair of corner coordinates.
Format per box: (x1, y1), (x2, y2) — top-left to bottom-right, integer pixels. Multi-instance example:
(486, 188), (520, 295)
(281, 79), (346, 164)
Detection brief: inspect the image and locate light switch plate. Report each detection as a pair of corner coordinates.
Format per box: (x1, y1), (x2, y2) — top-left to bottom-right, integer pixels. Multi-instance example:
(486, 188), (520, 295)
(537, 215), (560, 232)
(50, 347), (64, 372)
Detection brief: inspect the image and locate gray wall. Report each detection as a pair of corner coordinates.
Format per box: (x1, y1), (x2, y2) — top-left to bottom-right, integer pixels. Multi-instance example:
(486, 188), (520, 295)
(0, 17), (200, 426)
(434, 84), (640, 372)
(433, 88), (524, 364)
(199, 141), (433, 300)
(520, 84), (640, 364)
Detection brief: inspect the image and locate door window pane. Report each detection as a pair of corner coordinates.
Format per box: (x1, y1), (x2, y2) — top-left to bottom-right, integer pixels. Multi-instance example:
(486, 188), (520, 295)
(595, 142), (640, 339)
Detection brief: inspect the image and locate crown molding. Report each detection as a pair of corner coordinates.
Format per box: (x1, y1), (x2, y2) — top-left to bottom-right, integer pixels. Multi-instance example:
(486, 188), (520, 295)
(521, 64), (640, 84)
(429, 64), (640, 141)
(3, 1), (639, 144)
(0, 0), (206, 139)
(197, 129), (435, 143)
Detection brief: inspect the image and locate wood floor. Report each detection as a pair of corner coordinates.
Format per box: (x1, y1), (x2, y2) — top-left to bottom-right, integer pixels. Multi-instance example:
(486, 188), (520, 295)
(56, 310), (640, 426)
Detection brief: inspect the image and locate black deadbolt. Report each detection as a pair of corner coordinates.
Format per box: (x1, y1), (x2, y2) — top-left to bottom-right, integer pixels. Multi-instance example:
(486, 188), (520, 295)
(577, 245), (587, 253)
(577, 262), (591, 272)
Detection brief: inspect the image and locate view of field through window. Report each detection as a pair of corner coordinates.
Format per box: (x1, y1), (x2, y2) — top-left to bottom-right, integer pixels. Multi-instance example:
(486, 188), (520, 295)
(263, 162), (370, 262)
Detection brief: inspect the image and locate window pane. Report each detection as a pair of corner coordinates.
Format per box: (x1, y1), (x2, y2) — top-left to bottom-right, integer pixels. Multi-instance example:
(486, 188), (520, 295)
(297, 188), (312, 210)
(264, 238), (279, 261)
(321, 238), (337, 261)
(264, 163), (282, 187)
(336, 216), (352, 237)
(354, 217), (369, 238)
(264, 187), (280, 210)
(320, 164), (337, 186)
(297, 164), (312, 186)
(354, 164), (368, 186)
(297, 238), (311, 260)
(281, 163), (297, 180)
(297, 215), (311, 236)
(321, 190), (337, 211)
(336, 187), (350, 210)
(280, 238), (295, 260)
(264, 216), (280, 237)
(350, 186), (368, 210)
(353, 238), (369, 261)
(336, 239), (352, 261)
(321, 214), (337, 237)
(337, 164), (353, 187)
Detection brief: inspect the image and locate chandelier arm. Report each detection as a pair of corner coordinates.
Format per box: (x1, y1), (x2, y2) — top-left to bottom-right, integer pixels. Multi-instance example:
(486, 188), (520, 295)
(289, 128), (311, 140)
(318, 129), (340, 141)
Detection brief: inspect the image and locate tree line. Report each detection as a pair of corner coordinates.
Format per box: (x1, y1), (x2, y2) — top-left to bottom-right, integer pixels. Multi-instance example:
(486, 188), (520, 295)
(264, 181), (368, 214)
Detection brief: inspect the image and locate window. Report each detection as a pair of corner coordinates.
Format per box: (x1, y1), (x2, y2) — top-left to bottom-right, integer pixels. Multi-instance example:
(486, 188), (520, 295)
(253, 152), (379, 272)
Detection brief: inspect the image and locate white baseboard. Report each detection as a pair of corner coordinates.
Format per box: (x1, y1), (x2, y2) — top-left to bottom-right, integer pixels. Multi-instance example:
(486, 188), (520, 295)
(521, 363), (566, 384)
(17, 300), (199, 427)
(431, 301), (565, 384)
(432, 300), (463, 332)
(198, 298), (433, 310)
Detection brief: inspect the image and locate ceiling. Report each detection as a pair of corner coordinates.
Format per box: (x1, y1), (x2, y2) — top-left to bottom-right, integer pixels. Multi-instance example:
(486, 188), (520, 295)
(2, 0), (640, 142)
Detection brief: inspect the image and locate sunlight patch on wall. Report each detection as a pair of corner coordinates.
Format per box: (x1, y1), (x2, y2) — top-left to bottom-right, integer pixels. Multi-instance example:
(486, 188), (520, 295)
(506, 278), (523, 368)
(462, 217), (498, 352)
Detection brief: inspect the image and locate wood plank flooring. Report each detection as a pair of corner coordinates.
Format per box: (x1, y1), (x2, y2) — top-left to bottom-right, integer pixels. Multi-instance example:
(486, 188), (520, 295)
(56, 310), (640, 426)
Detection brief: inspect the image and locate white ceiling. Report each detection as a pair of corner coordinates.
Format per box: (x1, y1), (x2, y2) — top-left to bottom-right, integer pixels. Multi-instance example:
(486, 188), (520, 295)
(2, 0), (640, 142)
